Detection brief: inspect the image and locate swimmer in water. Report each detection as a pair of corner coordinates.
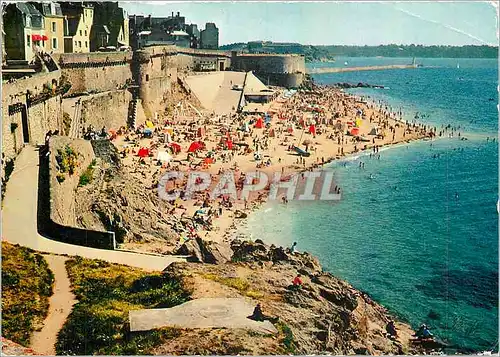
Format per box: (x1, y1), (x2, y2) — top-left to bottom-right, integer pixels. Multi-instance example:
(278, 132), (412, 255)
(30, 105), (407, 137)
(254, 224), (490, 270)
(369, 174), (374, 180)
(455, 192), (459, 200)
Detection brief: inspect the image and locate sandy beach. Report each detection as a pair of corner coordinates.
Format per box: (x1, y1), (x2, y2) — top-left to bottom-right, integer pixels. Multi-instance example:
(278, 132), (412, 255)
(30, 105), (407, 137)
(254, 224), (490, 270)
(107, 82), (434, 253)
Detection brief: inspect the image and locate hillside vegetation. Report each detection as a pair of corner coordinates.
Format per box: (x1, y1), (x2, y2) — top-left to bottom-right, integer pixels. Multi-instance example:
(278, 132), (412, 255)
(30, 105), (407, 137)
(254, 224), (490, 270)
(1, 242), (54, 346)
(55, 257), (190, 355)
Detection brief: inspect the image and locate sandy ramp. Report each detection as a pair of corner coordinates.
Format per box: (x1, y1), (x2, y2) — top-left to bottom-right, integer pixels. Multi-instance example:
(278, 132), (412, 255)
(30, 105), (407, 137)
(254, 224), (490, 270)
(129, 298), (279, 334)
(185, 72), (247, 114)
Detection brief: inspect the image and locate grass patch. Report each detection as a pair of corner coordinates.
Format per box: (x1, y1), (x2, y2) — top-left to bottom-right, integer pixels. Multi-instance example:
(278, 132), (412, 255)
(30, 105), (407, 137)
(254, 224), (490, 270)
(1, 242), (54, 346)
(200, 273), (265, 299)
(78, 159), (96, 187)
(56, 256), (190, 355)
(276, 321), (296, 354)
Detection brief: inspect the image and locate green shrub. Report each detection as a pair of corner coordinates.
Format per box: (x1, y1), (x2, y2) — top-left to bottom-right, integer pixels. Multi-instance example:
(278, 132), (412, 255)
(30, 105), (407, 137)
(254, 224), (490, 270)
(276, 321), (296, 354)
(78, 160), (95, 187)
(1, 158), (15, 202)
(1, 242), (54, 346)
(56, 145), (79, 175)
(56, 256), (190, 355)
(10, 123), (18, 133)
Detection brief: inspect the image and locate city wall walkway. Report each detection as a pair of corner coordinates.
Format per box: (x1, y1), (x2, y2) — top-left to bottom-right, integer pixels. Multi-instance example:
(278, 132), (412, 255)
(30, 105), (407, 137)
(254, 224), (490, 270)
(2, 146), (184, 272)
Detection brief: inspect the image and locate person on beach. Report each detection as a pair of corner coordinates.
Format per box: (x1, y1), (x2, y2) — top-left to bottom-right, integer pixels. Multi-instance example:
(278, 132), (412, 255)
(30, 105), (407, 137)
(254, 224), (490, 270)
(386, 320), (398, 339)
(248, 303), (279, 323)
(291, 274), (303, 290)
(290, 241), (297, 254)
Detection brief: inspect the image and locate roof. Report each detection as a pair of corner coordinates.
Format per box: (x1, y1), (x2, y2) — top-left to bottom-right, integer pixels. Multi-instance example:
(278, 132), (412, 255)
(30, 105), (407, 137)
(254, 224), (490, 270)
(171, 30), (189, 36)
(16, 3), (44, 28)
(66, 17), (80, 36)
(41, 2), (63, 17)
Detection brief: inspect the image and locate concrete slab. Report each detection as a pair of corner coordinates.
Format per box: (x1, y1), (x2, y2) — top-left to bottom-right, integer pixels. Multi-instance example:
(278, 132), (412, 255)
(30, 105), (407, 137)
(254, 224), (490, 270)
(129, 297), (279, 334)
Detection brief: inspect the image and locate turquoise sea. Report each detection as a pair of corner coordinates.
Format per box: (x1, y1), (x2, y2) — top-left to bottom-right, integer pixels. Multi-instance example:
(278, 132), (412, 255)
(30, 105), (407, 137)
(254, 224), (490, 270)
(244, 58), (499, 352)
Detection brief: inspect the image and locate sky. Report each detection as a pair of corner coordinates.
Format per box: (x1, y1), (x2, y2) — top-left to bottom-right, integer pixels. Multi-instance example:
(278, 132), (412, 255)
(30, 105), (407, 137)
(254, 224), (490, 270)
(120, 1), (499, 46)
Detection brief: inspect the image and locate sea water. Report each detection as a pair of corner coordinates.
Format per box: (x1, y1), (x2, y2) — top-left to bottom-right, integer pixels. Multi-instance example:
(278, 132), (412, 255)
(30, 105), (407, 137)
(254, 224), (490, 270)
(243, 58), (498, 352)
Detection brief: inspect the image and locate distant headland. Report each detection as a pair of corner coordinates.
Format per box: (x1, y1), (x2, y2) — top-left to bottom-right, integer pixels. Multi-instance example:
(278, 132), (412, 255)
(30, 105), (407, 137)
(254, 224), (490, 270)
(220, 42), (499, 62)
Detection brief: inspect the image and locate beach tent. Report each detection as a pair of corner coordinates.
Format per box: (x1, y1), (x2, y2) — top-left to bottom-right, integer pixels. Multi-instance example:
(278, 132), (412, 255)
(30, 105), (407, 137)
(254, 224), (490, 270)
(269, 128), (275, 137)
(157, 151), (172, 163)
(169, 142), (181, 153)
(146, 120), (154, 128)
(188, 141), (203, 153)
(137, 148), (150, 157)
(369, 127), (380, 136)
(350, 128), (360, 136)
(255, 118), (264, 129)
(309, 125), (316, 136)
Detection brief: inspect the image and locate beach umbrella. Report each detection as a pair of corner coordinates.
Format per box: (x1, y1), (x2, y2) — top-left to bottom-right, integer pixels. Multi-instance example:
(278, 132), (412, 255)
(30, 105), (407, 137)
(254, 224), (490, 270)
(137, 148), (150, 157)
(188, 141), (203, 153)
(157, 151), (172, 163)
(350, 128), (360, 136)
(169, 142), (181, 153)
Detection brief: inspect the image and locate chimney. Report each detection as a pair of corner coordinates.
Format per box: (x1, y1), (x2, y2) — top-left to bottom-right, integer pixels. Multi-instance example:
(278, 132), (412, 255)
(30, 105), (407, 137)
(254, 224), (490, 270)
(171, 12), (174, 17)
(177, 11), (180, 17)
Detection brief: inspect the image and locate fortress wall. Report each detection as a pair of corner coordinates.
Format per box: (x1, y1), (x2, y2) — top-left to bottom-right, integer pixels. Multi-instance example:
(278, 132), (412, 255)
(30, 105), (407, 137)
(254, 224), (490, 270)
(27, 95), (63, 145)
(2, 71), (63, 161)
(54, 53), (133, 95)
(136, 48), (178, 117)
(80, 90), (133, 132)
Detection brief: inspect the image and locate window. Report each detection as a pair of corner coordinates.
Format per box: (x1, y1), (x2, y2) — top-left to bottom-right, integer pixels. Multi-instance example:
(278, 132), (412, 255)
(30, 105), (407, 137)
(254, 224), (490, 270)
(145, 74), (149, 82)
(78, 41), (82, 47)
(52, 38), (57, 49)
(52, 21), (56, 32)
(84, 41), (87, 47)
(26, 35), (31, 46)
(74, 40), (77, 47)
(85, 30), (87, 36)
(80, 30), (82, 36)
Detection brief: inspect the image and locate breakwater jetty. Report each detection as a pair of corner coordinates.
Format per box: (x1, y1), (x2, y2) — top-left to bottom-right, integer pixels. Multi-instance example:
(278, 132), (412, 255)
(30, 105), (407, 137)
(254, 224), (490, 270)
(307, 63), (418, 74)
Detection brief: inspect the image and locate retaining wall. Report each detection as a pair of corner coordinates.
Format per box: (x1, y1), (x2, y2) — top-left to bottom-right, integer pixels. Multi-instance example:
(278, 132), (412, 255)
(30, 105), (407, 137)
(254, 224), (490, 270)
(47, 136), (114, 249)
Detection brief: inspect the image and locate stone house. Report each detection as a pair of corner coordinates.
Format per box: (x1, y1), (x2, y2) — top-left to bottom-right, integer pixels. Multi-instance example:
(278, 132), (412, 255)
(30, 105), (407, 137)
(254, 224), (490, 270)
(34, 2), (65, 54)
(90, 2), (129, 51)
(61, 2), (93, 53)
(3, 2), (47, 61)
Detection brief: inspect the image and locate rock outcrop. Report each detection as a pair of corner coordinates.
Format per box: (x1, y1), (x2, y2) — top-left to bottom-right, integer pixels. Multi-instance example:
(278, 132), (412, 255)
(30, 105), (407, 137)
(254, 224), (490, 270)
(176, 237), (233, 264)
(160, 239), (417, 356)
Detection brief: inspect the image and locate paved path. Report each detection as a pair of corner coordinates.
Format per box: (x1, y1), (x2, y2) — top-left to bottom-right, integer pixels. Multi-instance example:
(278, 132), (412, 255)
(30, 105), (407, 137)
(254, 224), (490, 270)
(2, 146), (184, 272)
(30, 255), (76, 355)
(129, 298), (278, 334)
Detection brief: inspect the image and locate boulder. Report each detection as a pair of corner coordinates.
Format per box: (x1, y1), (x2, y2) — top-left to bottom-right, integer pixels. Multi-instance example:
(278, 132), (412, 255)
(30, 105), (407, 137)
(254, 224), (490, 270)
(176, 237), (232, 264)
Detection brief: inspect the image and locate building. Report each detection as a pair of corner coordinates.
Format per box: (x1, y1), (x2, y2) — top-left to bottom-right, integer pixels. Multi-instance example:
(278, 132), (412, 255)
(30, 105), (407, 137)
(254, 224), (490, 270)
(3, 3), (47, 61)
(90, 2), (129, 51)
(34, 2), (65, 54)
(129, 12), (200, 49)
(61, 2), (93, 53)
(200, 22), (218, 50)
(185, 24), (200, 49)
